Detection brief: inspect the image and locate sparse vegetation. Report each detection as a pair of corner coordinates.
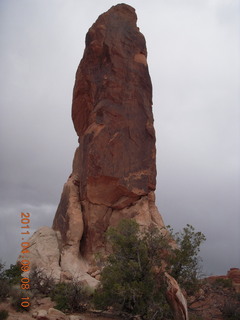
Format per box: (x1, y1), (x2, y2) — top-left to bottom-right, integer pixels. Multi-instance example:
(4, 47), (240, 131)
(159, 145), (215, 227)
(10, 289), (31, 312)
(0, 221), (208, 318)
(189, 314), (203, 320)
(3, 264), (21, 285)
(0, 310), (8, 320)
(0, 261), (11, 302)
(236, 293), (240, 302)
(29, 267), (55, 296)
(213, 277), (233, 289)
(51, 281), (92, 312)
(0, 261), (31, 312)
(93, 220), (170, 319)
(0, 261), (5, 278)
(0, 280), (11, 303)
(94, 219), (205, 319)
(221, 298), (240, 320)
(169, 224), (206, 295)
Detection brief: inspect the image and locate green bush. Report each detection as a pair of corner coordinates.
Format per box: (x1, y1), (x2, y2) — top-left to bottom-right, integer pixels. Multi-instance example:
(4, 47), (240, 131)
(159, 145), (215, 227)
(0, 261), (5, 278)
(0, 261), (21, 301)
(94, 220), (206, 319)
(93, 220), (172, 319)
(0, 279), (11, 302)
(213, 278), (232, 289)
(51, 282), (91, 313)
(29, 267), (55, 296)
(221, 300), (240, 320)
(169, 224), (206, 294)
(4, 264), (21, 285)
(0, 310), (9, 320)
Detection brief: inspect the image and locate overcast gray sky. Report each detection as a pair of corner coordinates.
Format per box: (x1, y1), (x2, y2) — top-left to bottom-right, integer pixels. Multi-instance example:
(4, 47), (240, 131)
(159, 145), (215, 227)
(0, 0), (239, 276)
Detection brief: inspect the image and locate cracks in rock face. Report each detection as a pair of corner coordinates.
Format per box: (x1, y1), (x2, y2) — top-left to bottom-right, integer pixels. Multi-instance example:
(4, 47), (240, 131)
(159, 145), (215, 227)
(58, 253), (61, 267)
(127, 126), (139, 147)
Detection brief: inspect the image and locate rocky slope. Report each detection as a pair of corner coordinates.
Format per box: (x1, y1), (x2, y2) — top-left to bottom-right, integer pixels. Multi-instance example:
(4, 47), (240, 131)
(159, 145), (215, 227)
(1, 270), (240, 320)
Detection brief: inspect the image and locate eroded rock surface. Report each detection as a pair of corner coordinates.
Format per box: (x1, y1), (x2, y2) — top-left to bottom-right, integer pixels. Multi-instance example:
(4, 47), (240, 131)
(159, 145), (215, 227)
(53, 3), (162, 265)
(72, 4), (156, 208)
(18, 226), (62, 281)
(165, 273), (189, 320)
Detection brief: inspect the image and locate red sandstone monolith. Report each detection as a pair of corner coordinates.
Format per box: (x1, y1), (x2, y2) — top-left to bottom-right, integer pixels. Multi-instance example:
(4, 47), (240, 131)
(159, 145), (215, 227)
(19, 5), (188, 319)
(52, 4), (163, 263)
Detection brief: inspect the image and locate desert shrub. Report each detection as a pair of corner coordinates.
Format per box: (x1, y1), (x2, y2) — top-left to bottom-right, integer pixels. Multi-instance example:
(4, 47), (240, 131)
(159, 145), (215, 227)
(4, 264), (21, 285)
(94, 220), (206, 319)
(93, 220), (172, 319)
(0, 261), (5, 278)
(0, 310), (8, 320)
(236, 293), (240, 302)
(0, 261), (22, 301)
(213, 278), (232, 289)
(0, 262), (11, 302)
(11, 289), (31, 312)
(29, 267), (55, 295)
(221, 299), (240, 320)
(169, 224), (206, 294)
(189, 314), (203, 320)
(0, 279), (11, 302)
(51, 282), (91, 313)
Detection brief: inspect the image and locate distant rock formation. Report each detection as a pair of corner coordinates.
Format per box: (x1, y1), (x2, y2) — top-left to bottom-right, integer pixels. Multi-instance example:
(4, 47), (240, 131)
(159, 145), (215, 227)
(228, 268), (240, 292)
(19, 4), (188, 319)
(207, 268), (240, 293)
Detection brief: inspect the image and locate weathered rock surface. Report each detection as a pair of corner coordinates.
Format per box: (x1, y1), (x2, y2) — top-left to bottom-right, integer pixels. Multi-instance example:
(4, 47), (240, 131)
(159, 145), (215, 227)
(33, 308), (67, 320)
(71, 3), (156, 209)
(17, 225), (98, 287)
(48, 308), (66, 318)
(33, 309), (48, 320)
(18, 226), (62, 281)
(52, 3), (163, 265)
(165, 273), (188, 320)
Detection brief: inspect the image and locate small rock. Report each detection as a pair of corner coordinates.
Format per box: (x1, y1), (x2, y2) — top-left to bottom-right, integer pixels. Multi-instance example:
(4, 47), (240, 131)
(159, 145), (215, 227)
(188, 296), (196, 304)
(198, 288), (205, 296)
(133, 316), (142, 320)
(68, 315), (85, 320)
(39, 297), (53, 305)
(87, 266), (99, 275)
(91, 269), (100, 277)
(48, 307), (66, 317)
(36, 309), (48, 320)
(60, 270), (73, 281)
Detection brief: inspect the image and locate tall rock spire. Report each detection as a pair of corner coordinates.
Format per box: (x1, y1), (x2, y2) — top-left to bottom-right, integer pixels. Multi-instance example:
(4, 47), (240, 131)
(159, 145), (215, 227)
(72, 3), (156, 207)
(52, 3), (164, 264)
